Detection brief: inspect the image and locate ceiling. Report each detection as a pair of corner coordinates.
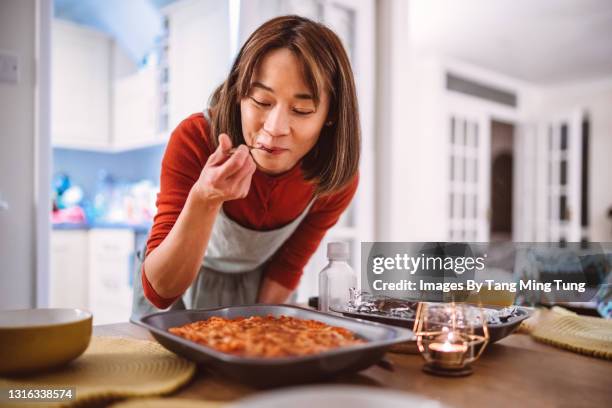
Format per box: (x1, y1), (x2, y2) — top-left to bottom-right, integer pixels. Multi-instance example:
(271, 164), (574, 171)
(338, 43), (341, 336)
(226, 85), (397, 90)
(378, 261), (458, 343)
(54, 0), (168, 63)
(410, 0), (612, 84)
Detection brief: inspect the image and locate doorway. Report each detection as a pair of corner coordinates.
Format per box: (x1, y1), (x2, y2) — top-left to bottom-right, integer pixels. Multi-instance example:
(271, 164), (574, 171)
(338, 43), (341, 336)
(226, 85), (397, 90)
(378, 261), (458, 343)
(490, 120), (514, 242)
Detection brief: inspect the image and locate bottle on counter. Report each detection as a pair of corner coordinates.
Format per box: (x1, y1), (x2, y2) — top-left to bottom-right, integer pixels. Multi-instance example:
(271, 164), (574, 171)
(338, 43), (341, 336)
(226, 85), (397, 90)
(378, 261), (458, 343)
(318, 242), (357, 313)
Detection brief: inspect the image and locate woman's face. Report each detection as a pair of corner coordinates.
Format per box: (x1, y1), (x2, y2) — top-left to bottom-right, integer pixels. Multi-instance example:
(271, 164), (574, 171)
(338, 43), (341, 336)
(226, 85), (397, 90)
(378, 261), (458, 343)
(240, 48), (329, 175)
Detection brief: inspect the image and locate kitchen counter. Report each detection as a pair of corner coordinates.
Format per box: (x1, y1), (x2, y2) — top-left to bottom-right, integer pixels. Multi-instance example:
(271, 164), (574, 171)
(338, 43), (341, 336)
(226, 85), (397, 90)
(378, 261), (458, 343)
(52, 221), (152, 233)
(94, 322), (612, 407)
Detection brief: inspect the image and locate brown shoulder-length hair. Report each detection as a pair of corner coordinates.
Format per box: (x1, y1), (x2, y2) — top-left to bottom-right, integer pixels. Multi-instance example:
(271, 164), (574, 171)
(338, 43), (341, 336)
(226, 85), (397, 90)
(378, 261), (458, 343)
(208, 15), (360, 195)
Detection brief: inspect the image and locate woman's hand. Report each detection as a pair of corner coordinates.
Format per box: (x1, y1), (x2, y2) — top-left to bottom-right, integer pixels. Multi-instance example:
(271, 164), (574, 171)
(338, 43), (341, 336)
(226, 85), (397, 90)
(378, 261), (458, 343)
(192, 133), (257, 205)
(258, 277), (293, 304)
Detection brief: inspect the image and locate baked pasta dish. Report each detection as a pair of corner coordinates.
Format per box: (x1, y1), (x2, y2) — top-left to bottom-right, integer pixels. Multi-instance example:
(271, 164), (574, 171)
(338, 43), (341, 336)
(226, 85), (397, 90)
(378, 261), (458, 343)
(169, 315), (364, 358)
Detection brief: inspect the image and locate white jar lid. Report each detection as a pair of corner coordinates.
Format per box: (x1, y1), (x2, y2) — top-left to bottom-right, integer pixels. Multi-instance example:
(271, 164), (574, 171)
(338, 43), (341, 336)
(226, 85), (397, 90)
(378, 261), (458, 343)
(327, 242), (349, 260)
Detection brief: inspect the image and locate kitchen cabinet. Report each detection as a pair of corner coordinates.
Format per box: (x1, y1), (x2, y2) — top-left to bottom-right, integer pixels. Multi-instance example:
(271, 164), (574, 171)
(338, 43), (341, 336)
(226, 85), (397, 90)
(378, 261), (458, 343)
(163, 0), (231, 131)
(49, 230), (89, 310)
(50, 228), (135, 325)
(51, 0), (231, 152)
(52, 20), (165, 151)
(88, 229), (135, 325)
(52, 20), (112, 149)
(112, 65), (165, 150)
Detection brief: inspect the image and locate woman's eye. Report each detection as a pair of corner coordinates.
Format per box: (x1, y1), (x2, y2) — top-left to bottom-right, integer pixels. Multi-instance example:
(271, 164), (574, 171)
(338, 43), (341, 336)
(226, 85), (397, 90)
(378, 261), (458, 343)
(293, 109), (314, 116)
(250, 97), (271, 107)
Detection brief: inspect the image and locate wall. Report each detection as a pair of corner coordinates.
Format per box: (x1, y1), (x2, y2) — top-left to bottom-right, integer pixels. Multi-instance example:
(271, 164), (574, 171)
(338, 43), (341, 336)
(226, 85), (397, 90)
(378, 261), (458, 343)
(53, 145), (165, 199)
(395, 56), (449, 241)
(0, 0), (45, 309)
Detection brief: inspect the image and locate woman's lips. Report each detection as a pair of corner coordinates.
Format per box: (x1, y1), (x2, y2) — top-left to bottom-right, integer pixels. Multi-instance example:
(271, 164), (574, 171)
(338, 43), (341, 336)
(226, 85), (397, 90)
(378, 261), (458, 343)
(256, 144), (288, 155)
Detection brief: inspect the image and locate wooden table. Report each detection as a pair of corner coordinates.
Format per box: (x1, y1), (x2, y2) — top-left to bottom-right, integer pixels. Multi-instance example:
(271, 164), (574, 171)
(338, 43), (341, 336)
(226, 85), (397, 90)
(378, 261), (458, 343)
(94, 323), (612, 408)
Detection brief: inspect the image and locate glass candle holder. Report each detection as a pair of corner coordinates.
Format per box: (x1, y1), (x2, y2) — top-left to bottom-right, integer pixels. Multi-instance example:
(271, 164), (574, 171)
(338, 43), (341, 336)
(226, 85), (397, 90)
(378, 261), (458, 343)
(414, 302), (489, 376)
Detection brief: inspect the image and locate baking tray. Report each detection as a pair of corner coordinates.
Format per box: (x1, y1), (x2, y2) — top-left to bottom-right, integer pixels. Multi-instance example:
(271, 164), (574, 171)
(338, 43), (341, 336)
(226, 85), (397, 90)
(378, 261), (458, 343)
(135, 304), (414, 387)
(331, 305), (532, 343)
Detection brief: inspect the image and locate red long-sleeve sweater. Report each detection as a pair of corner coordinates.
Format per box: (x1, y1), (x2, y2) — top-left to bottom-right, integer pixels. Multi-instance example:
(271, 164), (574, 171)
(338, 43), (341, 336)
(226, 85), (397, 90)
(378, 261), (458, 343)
(142, 113), (358, 309)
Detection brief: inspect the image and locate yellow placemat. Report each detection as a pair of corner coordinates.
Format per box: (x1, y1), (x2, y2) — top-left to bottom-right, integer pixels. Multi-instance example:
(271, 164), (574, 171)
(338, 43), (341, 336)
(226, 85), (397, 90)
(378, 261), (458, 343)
(109, 397), (225, 408)
(521, 307), (612, 360)
(0, 336), (196, 408)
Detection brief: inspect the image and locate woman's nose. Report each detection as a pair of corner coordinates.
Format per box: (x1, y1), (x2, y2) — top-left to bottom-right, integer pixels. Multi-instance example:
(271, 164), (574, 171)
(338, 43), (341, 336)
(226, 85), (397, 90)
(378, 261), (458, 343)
(263, 106), (290, 137)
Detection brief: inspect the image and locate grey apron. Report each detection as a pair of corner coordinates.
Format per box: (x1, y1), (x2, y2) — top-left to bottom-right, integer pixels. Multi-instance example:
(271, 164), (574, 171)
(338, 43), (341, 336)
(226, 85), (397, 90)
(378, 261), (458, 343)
(131, 198), (315, 321)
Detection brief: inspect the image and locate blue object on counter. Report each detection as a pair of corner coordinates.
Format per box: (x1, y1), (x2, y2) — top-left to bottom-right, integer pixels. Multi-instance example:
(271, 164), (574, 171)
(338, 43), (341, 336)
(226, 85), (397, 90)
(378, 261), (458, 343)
(62, 185), (84, 207)
(52, 173), (72, 209)
(93, 170), (115, 220)
(53, 173), (71, 196)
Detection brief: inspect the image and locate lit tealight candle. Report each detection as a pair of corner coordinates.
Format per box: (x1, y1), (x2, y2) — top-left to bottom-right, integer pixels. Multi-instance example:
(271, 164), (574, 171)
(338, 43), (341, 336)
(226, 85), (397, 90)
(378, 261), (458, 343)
(428, 333), (468, 369)
(429, 341), (468, 353)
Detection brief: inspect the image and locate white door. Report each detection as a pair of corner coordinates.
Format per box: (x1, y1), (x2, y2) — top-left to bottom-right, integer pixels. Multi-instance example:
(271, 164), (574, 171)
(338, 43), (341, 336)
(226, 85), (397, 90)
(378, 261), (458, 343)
(446, 102), (490, 242)
(237, 0), (375, 300)
(541, 110), (583, 243)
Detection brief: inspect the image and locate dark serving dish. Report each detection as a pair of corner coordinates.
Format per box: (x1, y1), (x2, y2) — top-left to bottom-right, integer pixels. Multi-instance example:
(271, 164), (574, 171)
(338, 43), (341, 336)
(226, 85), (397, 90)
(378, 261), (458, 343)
(331, 305), (532, 344)
(135, 304), (414, 387)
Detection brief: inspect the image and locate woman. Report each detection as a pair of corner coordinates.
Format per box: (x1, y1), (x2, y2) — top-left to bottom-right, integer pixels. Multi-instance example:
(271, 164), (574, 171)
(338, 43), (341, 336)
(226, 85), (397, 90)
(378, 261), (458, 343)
(132, 15), (360, 319)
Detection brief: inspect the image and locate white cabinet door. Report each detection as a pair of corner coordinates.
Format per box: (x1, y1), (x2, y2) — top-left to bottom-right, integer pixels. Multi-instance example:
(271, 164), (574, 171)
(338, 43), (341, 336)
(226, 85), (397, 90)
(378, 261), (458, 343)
(88, 229), (135, 325)
(112, 65), (161, 149)
(51, 20), (111, 149)
(50, 230), (89, 310)
(50, 229), (136, 324)
(164, 0), (231, 131)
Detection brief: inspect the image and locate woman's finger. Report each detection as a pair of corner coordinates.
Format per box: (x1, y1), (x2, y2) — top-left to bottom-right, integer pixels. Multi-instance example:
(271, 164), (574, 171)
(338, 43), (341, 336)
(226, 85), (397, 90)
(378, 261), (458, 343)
(233, 162), (256, 198)
(208, 133), (233, 166)
(226, 155), (256, 185)
(218, 133), (232, 152)
(218, 145), (250, 177)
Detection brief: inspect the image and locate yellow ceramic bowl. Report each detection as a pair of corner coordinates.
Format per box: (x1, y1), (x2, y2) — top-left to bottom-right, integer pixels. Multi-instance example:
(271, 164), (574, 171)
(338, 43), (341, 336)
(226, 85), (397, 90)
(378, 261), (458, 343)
(0, 308), (92, 375)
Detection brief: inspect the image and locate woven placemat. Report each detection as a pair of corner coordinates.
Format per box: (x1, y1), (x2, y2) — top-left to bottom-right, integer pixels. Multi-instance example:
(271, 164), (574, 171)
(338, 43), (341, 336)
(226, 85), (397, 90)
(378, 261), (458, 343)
(109, 397), (224, 408)
(0, 336), (196, 408)
(522, 307), (612, 360)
